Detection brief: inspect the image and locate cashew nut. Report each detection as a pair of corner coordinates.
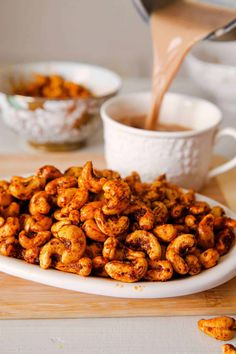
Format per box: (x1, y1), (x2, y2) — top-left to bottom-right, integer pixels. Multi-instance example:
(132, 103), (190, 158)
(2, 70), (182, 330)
(180, 189), (195, 205)
(57, 188), (78, 207)
(1, 202), (20, 218)
(185, 254), (201, 275)
(216, 229), (234, 256)
(0, 236), (18, 257)
(103, 236), (145, 261)
(152, 201), (168, 224)
(97, 169), (120, 180)
(199, 248), (219, 269)
(22, 247), (40, 264)
(198, 214), (215, 249)
(9, 176), (46, 200)
(211, 205), (225, 218)
(145, 260), (173, 281)
(102, 180), (131, 215)
(166, 234), (196, 274)
(36, 165), (62, 181)
(126, 230), (162, 260)
(19, 230), (51, 249)
(222, 344), (236, 354)
(198, 316), (236, 341)
(0, 181), (13, 207)
(45, 176), (77, 195)
(171, 204), (185, 219)
(80, 201), (103, 222)
(94, 209), (129, 237)
(39, 238), (65, 269)
(64, 166), (83, 178)
(53, 209), (80, 224)
(60, 188), (88, 214)
(51, 220), (72, 237)
(92, 256), (109, 277)
(153, 224), (177, 243)
(40, 225), (86, 268)
(55, 257), (92, 276)
(185, 214), (198, 231)
(124, 201), (154, 231)
(105, 257), (148, 282)
(79, 161), (106, 193)
(0, 217), (20, 240)
(56, 225), (86, 265)
(82, 219), (107, 242)
(22, 214), (53, 233)
(29, 191), (51, 215)
(189, 201), (210, 215)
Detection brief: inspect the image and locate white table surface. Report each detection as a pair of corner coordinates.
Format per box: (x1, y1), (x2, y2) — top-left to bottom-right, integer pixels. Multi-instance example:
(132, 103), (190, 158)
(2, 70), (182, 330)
(0, 77), (235, 354)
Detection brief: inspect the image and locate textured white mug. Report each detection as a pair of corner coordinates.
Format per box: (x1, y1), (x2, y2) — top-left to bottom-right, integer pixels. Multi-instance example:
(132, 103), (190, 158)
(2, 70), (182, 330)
(101, 92), (236, 190)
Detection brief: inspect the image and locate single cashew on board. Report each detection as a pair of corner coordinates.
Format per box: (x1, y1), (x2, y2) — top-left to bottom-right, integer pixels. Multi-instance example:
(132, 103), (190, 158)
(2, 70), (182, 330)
(198, 317), (236, 341)
(222, 344), (236, 354)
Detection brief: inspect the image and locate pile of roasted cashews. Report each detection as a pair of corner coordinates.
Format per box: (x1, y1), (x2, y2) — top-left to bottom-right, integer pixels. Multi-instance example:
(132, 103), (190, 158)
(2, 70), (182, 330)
(0, 161), (235, 283)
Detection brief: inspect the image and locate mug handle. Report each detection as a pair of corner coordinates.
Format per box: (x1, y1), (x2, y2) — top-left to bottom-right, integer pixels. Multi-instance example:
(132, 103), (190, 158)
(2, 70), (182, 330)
(208, 127), (236, 180)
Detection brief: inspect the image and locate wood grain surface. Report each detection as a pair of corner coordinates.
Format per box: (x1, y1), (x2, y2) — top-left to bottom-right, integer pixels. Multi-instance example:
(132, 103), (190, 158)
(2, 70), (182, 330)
(0, 153), (235, 319)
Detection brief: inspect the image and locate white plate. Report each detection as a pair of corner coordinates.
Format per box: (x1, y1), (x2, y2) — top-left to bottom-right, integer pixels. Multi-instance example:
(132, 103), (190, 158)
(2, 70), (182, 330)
(0, 193), (235, 298)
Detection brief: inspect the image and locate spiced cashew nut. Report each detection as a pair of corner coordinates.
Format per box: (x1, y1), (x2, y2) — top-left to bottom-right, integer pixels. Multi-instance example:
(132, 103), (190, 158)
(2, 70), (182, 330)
(102, 236), (145, 261)
(29, 191), (51, 215)
(55, 257), (92, 276)
(79, 161), (106, 193)
(19, 230), (51, 249)
(126, 230), (162, 261)
(166, 234), (196, 274)
(80, 201), (103, 222)
(199, 248), (220, 269)
(39, 225), (86, 268)
(153, 224), (177, 243)
(36, 165), (62, 181)
(124, 201), (155, 230)
(105, 257), (148, 282)
(198, 316), (236, 341)
(198, 214), (215, 250)
(21, 214), (53, 233)
(145, 260), (173, 281)
(45, 176), (77, 195)
(0, 181), (13, 207)
(82, 219), (107, 242)
(9, 176), (46, 200)
(94, 209), (129, 237)
(60, 188), (89, 214)
(0, 217), (20, 240)
(102, 180), (131, 215)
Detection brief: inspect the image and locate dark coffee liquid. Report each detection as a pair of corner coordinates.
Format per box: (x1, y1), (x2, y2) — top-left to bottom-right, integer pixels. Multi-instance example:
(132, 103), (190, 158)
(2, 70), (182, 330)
(119, 115), (191, 132)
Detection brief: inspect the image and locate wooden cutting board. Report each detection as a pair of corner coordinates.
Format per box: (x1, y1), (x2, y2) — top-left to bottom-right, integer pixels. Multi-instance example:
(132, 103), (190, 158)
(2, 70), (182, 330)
(0, 152), (235, 319)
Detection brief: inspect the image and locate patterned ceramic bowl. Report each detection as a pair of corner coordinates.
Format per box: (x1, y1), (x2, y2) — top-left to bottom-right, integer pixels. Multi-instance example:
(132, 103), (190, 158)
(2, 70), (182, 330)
(0, 62), (121, 151)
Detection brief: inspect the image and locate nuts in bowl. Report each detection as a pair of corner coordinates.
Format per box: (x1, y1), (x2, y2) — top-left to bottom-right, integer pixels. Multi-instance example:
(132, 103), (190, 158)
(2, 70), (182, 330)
(0, 62), (121, 151)
(0, 161), (235, 284)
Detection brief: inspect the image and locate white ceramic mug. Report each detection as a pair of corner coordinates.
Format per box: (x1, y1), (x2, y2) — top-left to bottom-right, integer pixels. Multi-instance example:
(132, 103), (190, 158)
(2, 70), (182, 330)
(101, 92), (236, 190)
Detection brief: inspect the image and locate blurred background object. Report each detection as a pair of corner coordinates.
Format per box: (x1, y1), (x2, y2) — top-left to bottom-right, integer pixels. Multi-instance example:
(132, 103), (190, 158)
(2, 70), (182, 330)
(0, 0), (152, 77)
(0, 61), (121, 151)
(186, 39), (236, 113)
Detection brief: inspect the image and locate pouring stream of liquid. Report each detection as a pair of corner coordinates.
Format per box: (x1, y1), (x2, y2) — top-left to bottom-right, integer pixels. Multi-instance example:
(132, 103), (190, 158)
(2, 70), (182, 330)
(145, 0), (236, 130)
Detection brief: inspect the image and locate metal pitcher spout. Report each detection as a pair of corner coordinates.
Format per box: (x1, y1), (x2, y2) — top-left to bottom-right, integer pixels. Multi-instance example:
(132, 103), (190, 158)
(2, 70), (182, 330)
(133, 0), (236, 40)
